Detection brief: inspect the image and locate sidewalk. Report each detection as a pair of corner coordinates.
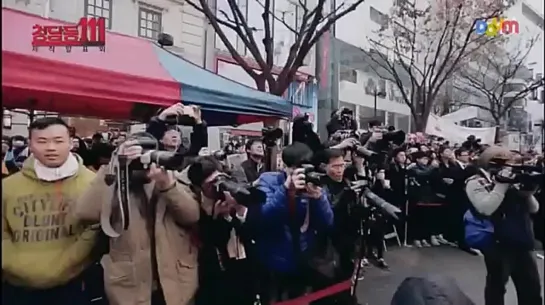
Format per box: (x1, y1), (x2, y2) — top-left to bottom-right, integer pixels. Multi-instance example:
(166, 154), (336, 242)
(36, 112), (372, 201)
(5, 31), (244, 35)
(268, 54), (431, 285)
(355, 246), (544, 305)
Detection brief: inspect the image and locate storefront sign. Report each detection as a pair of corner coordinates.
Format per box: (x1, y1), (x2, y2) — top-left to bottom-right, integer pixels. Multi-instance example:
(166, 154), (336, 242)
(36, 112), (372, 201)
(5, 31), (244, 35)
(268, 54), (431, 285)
(32, 17), (106, 52)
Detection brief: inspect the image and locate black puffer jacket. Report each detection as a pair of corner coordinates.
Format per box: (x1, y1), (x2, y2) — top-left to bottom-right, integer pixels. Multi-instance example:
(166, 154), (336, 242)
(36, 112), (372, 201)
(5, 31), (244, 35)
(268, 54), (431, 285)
(391, 275), (475, 305)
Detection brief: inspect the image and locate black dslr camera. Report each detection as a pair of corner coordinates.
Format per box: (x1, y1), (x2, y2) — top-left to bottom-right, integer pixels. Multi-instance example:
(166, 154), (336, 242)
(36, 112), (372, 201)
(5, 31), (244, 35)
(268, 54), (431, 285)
(103, 133), (188, 236)
(105, 133), (185, 186)
(300, 164), (325, 186)
(262, 127), (283, 147)
(209, 173), (265, 205)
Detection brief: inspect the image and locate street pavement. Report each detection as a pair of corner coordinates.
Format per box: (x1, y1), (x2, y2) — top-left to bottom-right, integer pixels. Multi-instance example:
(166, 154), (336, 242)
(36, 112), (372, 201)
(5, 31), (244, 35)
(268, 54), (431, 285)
(355, 246), (544, 305)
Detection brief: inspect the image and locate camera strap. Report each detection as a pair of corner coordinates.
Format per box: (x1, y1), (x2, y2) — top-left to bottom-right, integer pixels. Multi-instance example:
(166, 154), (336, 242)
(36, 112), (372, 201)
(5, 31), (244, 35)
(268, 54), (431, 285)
(117, 156), (131, 231)
(287, 189), (303, 264)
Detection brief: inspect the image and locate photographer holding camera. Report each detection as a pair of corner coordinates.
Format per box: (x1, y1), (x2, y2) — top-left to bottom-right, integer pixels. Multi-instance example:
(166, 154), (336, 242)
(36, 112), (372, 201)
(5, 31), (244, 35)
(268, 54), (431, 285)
(175, 155), (263, 305)
(326, 107), (358, 138)
(464, 145), (542, 305)
(147, 103), (207, 158)
(256, 142), (334, 303)
(74, 136), (201, 305)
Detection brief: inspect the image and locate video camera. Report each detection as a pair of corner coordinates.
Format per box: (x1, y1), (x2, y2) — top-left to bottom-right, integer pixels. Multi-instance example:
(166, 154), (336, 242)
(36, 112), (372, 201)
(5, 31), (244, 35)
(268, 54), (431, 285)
(489, 160), (544, 188)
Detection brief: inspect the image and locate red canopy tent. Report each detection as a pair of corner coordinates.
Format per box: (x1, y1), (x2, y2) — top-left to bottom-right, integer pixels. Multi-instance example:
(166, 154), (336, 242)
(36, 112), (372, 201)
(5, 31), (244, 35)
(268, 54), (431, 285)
(1, 8), (181, 119)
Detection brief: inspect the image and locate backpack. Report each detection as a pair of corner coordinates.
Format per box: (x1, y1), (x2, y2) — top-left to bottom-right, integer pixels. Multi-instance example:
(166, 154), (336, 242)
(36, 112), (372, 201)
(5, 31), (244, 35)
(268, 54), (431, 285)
(463, 209), (494, 250)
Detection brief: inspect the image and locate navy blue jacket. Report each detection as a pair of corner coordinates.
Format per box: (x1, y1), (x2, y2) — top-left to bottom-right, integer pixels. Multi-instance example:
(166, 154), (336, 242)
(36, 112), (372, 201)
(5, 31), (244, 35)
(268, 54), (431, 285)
(256, 172), (334, 274)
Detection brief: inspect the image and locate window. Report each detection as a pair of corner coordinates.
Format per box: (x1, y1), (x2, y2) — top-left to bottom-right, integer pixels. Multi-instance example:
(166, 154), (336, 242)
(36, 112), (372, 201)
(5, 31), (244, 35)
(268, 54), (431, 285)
(340, 69), (357, 83)
(370, 7), (389, 29)
(3, 110), (12, 129)
(85, 0), (112, 29)
(139, 8), (162, 40)
(521, 2), (544, 30)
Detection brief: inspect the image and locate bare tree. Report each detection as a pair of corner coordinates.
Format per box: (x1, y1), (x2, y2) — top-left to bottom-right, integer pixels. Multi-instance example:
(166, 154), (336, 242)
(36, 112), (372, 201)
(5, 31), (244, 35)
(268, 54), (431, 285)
(185, 0), (366, 95)
(456, 36), (545, 127)
(364, 0), (506, 131)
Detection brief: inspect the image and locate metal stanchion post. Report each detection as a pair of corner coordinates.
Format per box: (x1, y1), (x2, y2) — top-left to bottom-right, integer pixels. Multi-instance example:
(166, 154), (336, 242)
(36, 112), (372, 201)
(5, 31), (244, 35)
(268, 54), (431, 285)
(403, 174), (410, 247)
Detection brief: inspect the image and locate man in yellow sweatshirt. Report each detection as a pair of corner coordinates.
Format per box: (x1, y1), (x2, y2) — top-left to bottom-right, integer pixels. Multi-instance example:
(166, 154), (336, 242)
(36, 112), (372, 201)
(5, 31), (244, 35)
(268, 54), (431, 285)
(2, 117), (98, 305)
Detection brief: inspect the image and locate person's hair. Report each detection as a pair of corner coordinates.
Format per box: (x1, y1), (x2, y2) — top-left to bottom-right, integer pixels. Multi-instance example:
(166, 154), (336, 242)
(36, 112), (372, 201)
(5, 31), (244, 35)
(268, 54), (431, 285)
(387, 126), (395, 132)
(454, 147), (469, 157)
(245, 139), (262, 152)
(28, 117), (70, 138)
(392, 147), (405, 158)
(282, 142), (313, 168)
(322, 148), (344, 164)
(438, 146), (451, 156)
(368, 120), (381, 129)
(187, 155), (222, 186)
(92, 132), (103, 140)
(92, 142), (115, 158)
(11, 135), (26, 143)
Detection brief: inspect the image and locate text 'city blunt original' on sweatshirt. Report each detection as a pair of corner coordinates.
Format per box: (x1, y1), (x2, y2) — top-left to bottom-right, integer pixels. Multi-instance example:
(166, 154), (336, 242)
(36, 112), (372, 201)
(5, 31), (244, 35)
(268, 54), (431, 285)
(2, 154), (97, 289)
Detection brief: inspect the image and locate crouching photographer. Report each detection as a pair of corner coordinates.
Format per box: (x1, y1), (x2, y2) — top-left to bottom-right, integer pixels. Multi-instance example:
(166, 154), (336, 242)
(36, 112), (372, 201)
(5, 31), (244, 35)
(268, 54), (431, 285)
(74, 133), (200, 305)
(176, 155), (264, 305)
(464, 146), (543, 305)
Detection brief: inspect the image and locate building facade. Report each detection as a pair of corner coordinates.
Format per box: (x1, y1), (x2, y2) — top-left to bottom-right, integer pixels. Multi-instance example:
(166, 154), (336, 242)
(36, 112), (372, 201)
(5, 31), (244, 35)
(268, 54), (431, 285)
(3, 0), (206, 137)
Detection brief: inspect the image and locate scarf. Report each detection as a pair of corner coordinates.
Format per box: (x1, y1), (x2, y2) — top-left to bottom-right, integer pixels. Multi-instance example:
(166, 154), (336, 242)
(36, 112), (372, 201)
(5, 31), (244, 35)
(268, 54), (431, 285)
(34, 153), (79, 182)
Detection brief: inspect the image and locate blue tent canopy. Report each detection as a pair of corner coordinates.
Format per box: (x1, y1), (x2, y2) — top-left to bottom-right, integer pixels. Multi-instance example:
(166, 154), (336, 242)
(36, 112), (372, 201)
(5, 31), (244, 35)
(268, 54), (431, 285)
(153, 45), (292, 125)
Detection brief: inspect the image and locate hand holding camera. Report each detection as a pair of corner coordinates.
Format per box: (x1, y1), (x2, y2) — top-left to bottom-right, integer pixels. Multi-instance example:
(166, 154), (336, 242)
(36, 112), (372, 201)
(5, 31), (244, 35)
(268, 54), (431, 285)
(333, 138), (359, 150)
(494, 167), (516, 184)
(158, 104), (185, 121)
(305, 183), (322, 199)
(118, 140), (143, 162)
(158, 103), (202, 125)
(284, 168), (307, 190)
(147, 163), (175, 190)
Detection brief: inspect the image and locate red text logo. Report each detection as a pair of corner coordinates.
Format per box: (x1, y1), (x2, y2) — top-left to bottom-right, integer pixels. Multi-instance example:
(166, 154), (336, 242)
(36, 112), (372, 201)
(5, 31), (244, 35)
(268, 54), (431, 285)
(32, 17), (106, 52)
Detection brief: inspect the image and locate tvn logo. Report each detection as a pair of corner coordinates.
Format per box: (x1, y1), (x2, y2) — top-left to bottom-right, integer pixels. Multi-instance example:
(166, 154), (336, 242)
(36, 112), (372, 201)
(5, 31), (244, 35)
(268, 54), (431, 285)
(475, 17), (519, 37)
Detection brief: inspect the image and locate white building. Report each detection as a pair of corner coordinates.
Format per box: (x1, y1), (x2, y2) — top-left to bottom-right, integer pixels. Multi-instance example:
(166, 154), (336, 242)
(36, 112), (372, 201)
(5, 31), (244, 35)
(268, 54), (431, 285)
(3, 0), (207, 137)
(333, 0), (544, 132)
(2, 0), (205, 64)
(333, 0), (427, 131)
(3, 0), (314, 144)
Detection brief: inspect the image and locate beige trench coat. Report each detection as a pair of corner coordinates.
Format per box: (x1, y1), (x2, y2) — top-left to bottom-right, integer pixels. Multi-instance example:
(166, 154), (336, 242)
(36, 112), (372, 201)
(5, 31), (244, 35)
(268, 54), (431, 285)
(74, 168), (200, 305)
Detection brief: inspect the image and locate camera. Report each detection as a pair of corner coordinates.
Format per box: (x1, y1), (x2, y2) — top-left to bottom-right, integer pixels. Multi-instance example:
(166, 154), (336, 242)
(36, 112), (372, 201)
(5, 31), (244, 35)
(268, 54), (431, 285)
(210, 173), (265, 205)
(339, 108), (355, 130)
(491, 163), (544, 187)
(102, 133), (188, 236)
(126, 135), (185, 172)
(262, 127), (283, 147)
(300, 164), (325, 186)
(162, 104), (200, 126)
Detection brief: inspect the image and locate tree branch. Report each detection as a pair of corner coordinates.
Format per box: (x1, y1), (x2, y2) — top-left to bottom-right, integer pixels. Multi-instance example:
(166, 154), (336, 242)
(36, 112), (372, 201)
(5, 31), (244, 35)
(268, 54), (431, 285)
(185, 0), (258, 79)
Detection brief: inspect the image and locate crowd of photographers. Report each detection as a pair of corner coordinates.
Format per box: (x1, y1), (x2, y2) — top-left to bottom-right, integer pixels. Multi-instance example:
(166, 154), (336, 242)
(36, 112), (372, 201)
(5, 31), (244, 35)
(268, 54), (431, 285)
(2, 104), (544, 305)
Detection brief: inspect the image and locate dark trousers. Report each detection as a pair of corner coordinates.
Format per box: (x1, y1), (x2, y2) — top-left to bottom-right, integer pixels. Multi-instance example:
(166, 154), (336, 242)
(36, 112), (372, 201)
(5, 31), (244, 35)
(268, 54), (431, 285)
(364, 217), (386, 259)
(483, 246), (543, 305)
(409, 204), (444, 241)
(2, 273), (91, 305)
(196, 259), (258, 305)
